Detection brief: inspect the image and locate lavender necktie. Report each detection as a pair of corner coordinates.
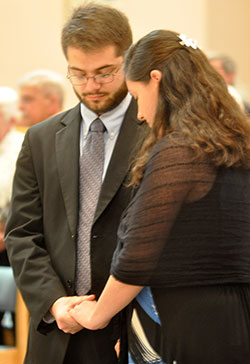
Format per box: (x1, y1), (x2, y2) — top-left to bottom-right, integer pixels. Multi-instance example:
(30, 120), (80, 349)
(75, 118), (105, 295)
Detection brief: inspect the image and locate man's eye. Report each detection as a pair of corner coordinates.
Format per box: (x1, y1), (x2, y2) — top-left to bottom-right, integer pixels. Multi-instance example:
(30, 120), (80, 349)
(100, 73), (111, 79)
(76, 74), (85, 79)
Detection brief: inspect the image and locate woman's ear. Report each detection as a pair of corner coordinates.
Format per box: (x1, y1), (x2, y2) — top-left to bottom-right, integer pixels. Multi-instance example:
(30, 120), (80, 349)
(150, 70), (162, 82)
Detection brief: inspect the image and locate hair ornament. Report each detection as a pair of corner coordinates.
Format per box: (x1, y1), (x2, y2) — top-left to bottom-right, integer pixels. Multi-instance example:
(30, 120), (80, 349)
(178, 33), (198, 49)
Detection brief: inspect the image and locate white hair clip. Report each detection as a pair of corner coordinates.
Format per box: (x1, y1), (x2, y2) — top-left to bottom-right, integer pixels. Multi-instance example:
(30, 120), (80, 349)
(178, 33), (198, 49)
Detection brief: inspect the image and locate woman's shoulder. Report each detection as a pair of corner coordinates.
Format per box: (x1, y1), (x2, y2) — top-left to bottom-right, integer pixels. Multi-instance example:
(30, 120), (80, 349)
(151, 132), (194, 162)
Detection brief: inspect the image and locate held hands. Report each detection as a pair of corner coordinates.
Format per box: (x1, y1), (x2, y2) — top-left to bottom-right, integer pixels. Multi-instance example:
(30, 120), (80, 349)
(50, 295), (95, 334)
(70, 300), (110, 330)
(51, 276), (136, 333)
(69, 276), (141, 331)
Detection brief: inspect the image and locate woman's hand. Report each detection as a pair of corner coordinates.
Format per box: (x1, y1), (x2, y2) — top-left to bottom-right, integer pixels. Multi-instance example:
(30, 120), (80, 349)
(50, 294), (95, 334)
(70, 276), (143, 331)
(70, 300), (110, 330)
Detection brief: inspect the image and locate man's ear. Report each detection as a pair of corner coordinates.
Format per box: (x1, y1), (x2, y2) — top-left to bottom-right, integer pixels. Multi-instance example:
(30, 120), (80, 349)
(150, 70), (162, 82)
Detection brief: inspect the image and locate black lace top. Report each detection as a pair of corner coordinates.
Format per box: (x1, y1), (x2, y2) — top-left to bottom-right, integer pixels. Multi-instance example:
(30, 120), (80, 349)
(111, 134), (250, 288)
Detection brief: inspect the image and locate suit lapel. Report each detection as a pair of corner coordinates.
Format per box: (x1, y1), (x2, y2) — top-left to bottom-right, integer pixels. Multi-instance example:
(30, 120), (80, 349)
(55, 100), (140, 229)
(94, 99), (139, 222)
(55, 104), (81, 237)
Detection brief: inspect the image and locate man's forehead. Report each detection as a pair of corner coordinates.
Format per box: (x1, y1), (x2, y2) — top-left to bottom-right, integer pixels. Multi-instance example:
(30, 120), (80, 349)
(67, 45), (122, 69)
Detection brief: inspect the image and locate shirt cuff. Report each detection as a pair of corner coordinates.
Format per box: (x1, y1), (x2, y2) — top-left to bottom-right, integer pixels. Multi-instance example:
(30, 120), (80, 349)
(43, 311), (55, 324)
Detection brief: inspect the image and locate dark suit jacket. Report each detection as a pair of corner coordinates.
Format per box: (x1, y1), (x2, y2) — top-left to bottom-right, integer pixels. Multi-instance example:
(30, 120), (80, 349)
(5, 100), (145, 364)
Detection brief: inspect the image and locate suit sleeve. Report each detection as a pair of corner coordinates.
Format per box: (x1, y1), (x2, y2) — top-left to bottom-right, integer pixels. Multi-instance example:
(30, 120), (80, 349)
(5, 130), (67, 333)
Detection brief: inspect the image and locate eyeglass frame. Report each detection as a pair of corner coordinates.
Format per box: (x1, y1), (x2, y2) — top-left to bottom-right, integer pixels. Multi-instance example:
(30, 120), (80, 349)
(66, 65), (122, 86)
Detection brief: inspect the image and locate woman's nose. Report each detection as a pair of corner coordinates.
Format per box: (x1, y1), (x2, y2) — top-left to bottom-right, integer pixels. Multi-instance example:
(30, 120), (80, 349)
(137, 112), (144, 121)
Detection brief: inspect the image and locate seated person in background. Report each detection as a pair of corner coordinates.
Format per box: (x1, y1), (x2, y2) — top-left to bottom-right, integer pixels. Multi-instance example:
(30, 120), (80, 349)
(0, 87), (23, 344)
(70, 30), (250, 364)
(17, 69), (65, 131)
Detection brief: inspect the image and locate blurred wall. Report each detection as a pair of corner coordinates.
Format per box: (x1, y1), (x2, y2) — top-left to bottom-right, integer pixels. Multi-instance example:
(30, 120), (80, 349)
(1, 0), (250, 110)
(207, 0), (250, 101)
(1, 0), (75, 109)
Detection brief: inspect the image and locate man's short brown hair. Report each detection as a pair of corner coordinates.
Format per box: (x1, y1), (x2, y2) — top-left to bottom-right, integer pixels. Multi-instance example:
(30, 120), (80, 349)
(61, 2), (133, 58)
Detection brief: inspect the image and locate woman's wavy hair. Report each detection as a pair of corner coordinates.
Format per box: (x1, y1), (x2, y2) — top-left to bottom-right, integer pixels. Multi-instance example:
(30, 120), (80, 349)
(123, 29), (250, 186)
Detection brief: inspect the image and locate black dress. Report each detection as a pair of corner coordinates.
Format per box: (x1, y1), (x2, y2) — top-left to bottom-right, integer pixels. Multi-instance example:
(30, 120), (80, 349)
(111, 134), (250, 364)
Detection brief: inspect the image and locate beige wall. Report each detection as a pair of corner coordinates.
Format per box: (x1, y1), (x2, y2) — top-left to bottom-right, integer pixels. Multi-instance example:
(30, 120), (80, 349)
(1, 0), (76, 109)
(97, 0), (208, 44)
(206, 0), (250, 100)
(1, 0), (250, 109)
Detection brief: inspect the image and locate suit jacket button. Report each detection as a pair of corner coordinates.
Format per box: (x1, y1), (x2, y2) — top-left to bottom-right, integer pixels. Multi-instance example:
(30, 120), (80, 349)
(67, 280), (73, 288)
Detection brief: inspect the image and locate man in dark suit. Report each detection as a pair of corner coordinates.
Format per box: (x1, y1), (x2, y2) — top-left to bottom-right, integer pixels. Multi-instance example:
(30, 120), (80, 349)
(5, 3), (145, 364)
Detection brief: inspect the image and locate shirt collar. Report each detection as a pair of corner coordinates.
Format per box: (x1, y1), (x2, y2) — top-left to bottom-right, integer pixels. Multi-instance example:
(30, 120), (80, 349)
(80, 93), (132, 138)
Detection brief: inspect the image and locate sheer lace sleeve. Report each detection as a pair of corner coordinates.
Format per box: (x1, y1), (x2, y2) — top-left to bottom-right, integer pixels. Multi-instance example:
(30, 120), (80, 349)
(111, 134), (216, 286)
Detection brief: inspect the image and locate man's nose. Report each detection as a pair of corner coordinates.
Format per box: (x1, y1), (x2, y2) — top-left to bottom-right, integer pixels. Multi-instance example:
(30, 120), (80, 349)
(84, 77), (102, 92)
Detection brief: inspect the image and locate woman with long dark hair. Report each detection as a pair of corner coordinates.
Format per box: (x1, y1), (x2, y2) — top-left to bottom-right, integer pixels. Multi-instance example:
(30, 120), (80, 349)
(71, 30), (250, 364)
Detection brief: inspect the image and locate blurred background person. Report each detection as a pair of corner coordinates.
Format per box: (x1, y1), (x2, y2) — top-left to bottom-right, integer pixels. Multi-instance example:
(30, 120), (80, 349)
(0, 86), (23, 345)
(209, 53), (236, 85)
(0, 87), (24, 265)
(17, 69), (65, 131)
(208, 52), (250, 113)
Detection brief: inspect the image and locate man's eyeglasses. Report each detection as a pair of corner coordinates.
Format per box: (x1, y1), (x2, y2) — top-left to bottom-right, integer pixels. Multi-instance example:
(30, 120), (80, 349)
(67, 66), (121, 86)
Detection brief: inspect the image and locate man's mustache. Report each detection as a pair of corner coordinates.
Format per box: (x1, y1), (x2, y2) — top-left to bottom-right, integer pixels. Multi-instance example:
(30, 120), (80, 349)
(81, 92), (108, 96)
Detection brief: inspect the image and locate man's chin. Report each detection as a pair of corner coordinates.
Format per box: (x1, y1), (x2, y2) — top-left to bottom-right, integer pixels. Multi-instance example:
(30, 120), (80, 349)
(82, 99), (109, 114)
(74, 82), (128, 115)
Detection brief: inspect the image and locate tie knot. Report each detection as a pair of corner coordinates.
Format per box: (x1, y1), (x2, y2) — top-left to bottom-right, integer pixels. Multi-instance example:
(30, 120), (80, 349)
(90, 118), (105, 133)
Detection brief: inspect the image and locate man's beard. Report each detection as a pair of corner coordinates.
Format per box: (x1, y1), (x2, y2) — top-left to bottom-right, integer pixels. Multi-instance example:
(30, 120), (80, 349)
(74, 81), (128, 115)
